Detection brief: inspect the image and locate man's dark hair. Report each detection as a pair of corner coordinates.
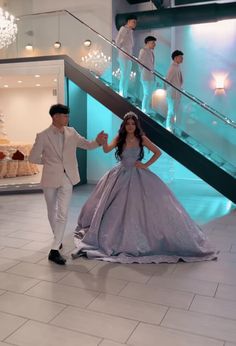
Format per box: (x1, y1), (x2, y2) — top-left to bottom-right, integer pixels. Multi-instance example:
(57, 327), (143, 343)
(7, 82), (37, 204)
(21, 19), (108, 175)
(144, 36), (157, 44)
(49, 104), (70, 117)
(126, 14), (137, 22)
(171, 50), (184, 60)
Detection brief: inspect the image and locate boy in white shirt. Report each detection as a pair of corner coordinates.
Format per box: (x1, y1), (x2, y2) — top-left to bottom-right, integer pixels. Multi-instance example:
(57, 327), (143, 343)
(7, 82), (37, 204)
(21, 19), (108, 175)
(115, 15), (137, 98)
(138, 36), (157, 114)
(166, 50), (184, 133)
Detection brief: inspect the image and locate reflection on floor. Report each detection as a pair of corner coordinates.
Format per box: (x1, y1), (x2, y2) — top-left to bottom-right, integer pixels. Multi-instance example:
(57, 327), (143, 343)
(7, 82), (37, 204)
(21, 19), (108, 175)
(168, 179), (234, 224)
(0, 183), (236, 346)
(148, 151), (234, 224)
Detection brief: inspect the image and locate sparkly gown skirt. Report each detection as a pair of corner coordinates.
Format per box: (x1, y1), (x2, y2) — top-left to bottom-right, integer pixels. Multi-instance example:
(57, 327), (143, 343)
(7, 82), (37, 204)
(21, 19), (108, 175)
(73, 148), (217, 263)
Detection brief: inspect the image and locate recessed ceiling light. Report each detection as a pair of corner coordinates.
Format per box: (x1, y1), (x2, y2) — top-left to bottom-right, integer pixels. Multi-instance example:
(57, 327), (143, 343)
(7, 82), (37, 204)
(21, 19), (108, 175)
(17, 80), (23, 83)
(53, 78), (57, 82)
(84, 39), (92, 47)
(25, 43), (33, 50)
(54, 41), (61, 49)
(35, 74), (40, 78)
(3, 84), (8, 88)
(35, 83), (40, 87)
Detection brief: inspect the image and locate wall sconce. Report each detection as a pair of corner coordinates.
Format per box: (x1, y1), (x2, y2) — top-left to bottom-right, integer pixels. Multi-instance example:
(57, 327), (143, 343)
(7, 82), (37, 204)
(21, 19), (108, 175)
(54, 41), (61, 49)
(25, 43), (33, 50)
(215, 78), (225, 90)
(84, 39), (91, 47)
(213, 73), (228, 94)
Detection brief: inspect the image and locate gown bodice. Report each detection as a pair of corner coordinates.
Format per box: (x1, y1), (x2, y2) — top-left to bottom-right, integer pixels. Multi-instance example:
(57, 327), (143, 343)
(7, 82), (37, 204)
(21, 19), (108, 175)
(120, 147), (141, 168)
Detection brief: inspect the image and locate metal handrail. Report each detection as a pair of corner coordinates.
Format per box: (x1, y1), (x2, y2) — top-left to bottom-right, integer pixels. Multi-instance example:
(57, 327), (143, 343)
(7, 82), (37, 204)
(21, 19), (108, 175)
(19, 9), (236, 128)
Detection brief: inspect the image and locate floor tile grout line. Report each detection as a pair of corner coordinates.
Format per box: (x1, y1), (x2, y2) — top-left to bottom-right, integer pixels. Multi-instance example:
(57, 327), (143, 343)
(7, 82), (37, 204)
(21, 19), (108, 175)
(187, 293), (196, 311)
(2, 317), (30, 344)
(49, 313), (136, 344)
(214, 282), (220, 298)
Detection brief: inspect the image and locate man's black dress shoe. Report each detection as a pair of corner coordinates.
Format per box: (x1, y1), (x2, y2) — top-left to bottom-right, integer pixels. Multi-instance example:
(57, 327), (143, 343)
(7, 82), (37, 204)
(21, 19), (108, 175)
(59, 243), (63, 250)
(48, 250), (66, 265)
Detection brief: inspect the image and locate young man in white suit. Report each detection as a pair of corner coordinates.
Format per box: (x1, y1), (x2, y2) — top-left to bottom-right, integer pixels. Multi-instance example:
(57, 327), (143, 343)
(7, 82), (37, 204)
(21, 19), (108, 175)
(166, 50), (184, 133)
(138, 36), (157, 114)
(115, 14), (137, 98)
(29, 104), (106, 265)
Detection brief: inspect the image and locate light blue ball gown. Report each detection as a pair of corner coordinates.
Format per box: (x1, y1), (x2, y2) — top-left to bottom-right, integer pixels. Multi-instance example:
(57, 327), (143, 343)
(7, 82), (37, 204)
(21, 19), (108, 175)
(73, 147), (217, 263)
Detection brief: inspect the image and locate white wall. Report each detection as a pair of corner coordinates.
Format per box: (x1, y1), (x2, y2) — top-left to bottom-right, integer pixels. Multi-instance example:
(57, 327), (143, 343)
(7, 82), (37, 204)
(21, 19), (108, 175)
(0, 61), (64, 144)
(0, 88), (56, 143)
(32, 0), (113, 38)
(1, 1), (113, 66)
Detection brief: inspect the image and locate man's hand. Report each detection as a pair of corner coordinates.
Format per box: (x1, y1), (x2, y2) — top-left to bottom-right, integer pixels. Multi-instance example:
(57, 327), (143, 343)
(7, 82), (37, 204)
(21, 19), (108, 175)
(96, 131), (108, 145)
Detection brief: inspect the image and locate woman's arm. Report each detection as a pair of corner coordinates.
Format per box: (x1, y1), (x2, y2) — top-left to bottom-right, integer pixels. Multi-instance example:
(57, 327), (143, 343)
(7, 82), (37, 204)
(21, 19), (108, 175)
(135, 135), (161, 169)
(103, 136), (118, 153)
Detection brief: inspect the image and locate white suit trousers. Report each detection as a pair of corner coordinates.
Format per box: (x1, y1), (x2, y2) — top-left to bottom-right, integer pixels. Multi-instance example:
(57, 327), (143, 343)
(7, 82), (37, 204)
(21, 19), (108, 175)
(141, 79), (155, 113)
(43, 173), (73, 250)
(118, 56), (132, 98)
(166, 95), (181, 130)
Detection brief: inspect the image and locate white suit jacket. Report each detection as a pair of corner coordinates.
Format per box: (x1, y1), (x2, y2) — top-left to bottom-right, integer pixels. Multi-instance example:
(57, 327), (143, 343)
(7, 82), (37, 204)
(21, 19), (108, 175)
(166, 62), (183, 99)
(29, 125), (98, 188)
(138, 47), (155, 81)
(115, 25), (134, 59)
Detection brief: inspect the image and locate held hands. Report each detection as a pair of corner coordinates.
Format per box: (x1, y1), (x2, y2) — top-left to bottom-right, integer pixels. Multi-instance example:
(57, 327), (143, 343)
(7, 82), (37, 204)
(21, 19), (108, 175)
(135, 161), (147, 169)
(96, 131), (108, 146)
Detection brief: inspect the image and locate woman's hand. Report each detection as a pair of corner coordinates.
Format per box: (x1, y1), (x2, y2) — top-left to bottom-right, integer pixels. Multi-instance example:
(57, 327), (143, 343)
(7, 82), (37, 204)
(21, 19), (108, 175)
(96, 131), (108, 146)
(135, 161), (147, 169)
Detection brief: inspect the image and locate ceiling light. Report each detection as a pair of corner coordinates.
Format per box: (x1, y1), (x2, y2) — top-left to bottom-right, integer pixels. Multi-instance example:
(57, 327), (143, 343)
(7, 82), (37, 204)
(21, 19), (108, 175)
(0, 7), (18, 49)
(84, 39), (91, 47)
(54, 41), (61, 49)
(35, 74), (40, 78)
(17, 80), (22, 83)
(25, 43), (33, 50)
(35, 83), (40, 87)
(3, 84), (8, 88)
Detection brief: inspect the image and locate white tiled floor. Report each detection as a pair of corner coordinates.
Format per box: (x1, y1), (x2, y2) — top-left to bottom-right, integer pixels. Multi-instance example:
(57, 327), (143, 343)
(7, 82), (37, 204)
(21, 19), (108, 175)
(0, 185), (236, 346)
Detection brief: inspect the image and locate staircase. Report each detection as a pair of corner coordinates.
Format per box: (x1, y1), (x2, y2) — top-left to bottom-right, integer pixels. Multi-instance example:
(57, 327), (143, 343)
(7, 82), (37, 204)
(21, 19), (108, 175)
(0, 9), (235, 202)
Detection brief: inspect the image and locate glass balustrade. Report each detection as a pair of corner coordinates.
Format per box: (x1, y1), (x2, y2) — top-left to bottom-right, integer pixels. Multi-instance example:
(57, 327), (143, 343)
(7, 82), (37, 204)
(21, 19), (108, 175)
(0, 9), (235, 179)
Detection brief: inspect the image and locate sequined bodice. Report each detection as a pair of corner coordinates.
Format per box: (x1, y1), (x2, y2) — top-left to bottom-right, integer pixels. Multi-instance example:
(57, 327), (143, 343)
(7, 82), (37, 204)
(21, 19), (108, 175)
(121, 147), (140, 168)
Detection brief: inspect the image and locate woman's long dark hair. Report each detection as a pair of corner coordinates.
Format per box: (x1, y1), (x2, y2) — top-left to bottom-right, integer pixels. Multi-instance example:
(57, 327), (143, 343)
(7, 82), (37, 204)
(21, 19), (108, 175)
(115, 112), (144, 161)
